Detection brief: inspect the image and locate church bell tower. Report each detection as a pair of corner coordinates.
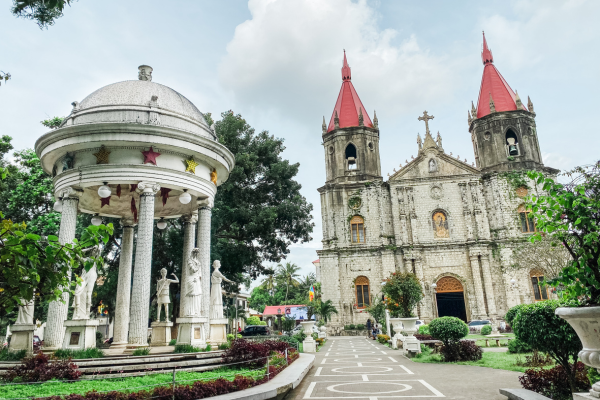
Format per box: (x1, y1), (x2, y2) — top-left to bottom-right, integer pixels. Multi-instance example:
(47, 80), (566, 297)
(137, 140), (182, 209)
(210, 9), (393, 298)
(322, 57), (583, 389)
(322, 51), (382, 184)
(468, 33), (544, 173)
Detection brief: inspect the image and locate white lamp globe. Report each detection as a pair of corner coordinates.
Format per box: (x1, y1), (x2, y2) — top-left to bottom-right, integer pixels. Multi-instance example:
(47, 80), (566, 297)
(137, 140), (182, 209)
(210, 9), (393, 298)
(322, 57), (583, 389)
(157, 219), (168, 230)
(431, 283), (437, 289)
(98, 183), (111, 198)
(510, 279), (516, 285)
(53, 198), (63, 212)
(179, 190), (192, 205)
(91, 214), (102, 226)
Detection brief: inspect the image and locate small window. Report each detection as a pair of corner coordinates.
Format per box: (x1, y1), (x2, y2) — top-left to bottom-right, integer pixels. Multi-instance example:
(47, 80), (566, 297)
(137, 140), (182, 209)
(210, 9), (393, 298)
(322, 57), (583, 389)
(530, 270), (548, 301)
(350, 216), (366, 243)
(506, 129), (519, 156)
(432, 211), (449, 238)
(345, 143), (357, 170)
(355, 276), (370, 308)
(518, 205), (536, 233)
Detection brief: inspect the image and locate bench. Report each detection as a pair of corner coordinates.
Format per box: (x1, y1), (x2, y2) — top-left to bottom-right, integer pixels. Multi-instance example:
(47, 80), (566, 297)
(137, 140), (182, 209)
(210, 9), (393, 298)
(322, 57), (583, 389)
(499, 388), (551, 400)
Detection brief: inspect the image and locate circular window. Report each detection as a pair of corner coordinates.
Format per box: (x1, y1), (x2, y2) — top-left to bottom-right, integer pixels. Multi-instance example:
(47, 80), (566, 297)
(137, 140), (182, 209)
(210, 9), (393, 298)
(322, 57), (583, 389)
(368, 142), (374, 151)
(328, 146), (334, 154)
(348, 196), (362, 210)
(484, 131), (491, 141)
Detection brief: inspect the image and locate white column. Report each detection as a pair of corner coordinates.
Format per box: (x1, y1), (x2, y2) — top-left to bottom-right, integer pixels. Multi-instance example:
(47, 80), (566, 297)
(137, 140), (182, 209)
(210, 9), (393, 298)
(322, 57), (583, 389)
(179, 213), (197, 318)
(44, 193), (79, 350)
(196, 204), (212, 320)
(128, 182), (160, 346)
(480, 253), (497, 317)
(112, 219), (135, 347)
(469, 254), (488, 319)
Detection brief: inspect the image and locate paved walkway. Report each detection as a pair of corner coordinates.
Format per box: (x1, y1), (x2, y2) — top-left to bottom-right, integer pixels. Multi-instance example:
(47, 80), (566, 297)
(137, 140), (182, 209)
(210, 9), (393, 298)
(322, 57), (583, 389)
(286, 336), (521, 400)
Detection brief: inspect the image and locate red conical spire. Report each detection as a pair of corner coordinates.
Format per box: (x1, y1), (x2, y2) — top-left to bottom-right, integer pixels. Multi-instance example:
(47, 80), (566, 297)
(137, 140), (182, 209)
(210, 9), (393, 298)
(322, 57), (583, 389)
(327, 51), (373, 132)
(476, 33), (527, 118)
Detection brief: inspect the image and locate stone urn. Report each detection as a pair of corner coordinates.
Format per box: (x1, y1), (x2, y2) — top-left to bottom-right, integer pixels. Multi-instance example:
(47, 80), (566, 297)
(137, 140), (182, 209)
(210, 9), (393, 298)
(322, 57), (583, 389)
(388, 318), (404, 349)
(556, 306), (600, 398)
(300, 321), (316, 336)
(397, 317), (419, 339)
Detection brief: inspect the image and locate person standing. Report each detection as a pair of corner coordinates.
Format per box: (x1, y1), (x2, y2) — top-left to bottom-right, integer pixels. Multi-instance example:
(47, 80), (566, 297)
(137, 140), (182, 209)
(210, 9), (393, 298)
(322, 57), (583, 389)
(366, 319), (372, 338)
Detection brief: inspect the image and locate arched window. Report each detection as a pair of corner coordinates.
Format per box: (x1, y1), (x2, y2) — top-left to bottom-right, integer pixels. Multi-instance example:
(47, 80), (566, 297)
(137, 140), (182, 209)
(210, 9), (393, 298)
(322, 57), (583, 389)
(355, 276), (370, 308)
(518, 205), (536, 233)
(506, 129), (519, 156)
(530, 270), (548, 301)
(345, 143), (357, 170)
(432, 211), (449, 238)
(350, 215), (366, 243)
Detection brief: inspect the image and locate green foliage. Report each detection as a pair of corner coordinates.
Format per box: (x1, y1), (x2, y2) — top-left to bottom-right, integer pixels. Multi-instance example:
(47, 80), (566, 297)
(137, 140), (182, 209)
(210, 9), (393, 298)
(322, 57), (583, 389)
(11, 0), (75, 29)
(365, 296), (386, 325)
(226, 333), (241, 341)
(211, 112), (313, 281)
(513, 300), (582, 393)
(40, 116), (64, 129)
(0, 348), (26, 361)
(527, 163), (600, 304)
(382, 272), (423, 317)
(282, 316), (296, 332)
(292, 331), (306, 343)
(505, 303), (528, 326)
(218, 342), (231, 350)
(314, 298), (338, 323)
(429, 317), (469, 346)
(0, 71), (10, 86)
(131, 347), (151, 356)
(54, 348), (104, 359)
(500, 170), (530, 189)
(174, 344), (211, 353)
(508, 338), (532, 354)
(169, 339), (176, 346)
(588, 366), (600, 387)
(480, 325), (492, 335)
(246, 315), (262, 326)
(356, 324), (365, 330)
(418, 325), (430, 335)
(377, 334), (390, 344)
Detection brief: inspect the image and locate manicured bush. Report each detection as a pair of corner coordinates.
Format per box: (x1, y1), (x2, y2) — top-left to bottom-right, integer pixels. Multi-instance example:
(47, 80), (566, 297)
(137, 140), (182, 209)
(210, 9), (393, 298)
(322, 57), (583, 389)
(0, 348), (26, 361)
(54, 348), (105, 359)
(131, 347), (151, 356)
(428, 317), (469, 346)
(174, 344), (208, 353)
(349, 324), (356, 330)
(226, 333), (242, 341)
(377, 334), (390, 344)
(480, 325), (492, 335)
(519, 362), (590, 400)
(440, 340), (482, 362)
(223, 339), (270, 368)
(382, 272), (423, 317)
(169, 339), (177, 345)
(508, 338), (532, 354)
(505, 303), (527, 326)
(246, 316), (262, 326)
(414, 334), (433, 341)
(356, 324), (365, 330)
(418, 324), (430, 335)
(3, 352), (81, 382)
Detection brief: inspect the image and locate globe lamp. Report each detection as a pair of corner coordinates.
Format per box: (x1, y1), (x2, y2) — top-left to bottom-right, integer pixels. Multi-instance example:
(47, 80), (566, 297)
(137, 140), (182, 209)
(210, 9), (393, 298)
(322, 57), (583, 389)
(91, 214), (102, 226)
(157, 218), (168, 230)
(98, 182), (111, 198)
(179, 189), (192, 205)
(53, 198), (63, 212)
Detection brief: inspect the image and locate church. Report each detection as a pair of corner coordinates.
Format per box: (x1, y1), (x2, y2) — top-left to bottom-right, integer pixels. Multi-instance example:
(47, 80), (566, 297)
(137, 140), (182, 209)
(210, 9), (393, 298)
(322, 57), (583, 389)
(315, 33), (559, 328)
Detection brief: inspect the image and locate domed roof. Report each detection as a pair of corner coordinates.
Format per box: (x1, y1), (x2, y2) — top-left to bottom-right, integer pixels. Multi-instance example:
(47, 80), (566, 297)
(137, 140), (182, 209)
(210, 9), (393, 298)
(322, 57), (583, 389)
(65, 67), (214, 139)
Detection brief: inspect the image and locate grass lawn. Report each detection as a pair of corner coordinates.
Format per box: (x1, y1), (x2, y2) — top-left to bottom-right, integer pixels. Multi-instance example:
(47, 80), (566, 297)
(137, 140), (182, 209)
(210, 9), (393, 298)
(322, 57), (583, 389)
(1, 367), (266, 399)
(412, 350), (543, 373)
(466, 333), (514, 347)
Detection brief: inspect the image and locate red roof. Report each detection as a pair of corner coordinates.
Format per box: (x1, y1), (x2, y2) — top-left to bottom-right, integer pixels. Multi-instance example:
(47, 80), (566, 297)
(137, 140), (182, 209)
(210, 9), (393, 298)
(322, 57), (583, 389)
(476, 32), (528, 118)
(263, 305), (305, 315)
(327, 51), (373, 132)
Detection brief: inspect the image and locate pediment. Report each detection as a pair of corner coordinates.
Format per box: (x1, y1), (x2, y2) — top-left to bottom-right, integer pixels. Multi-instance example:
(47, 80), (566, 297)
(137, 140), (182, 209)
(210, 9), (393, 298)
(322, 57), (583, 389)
(389, 149), (479, 181)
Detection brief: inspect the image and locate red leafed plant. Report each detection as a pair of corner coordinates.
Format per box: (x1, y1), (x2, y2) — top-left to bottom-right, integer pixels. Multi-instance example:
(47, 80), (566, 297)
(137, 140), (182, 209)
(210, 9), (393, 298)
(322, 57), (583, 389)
(519, 362), (590, 400)
(3, 352), (81, 383)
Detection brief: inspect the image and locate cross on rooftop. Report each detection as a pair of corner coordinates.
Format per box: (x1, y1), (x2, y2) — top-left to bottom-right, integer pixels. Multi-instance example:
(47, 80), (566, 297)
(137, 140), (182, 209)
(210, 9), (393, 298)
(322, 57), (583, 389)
(418, 110), (434, 135)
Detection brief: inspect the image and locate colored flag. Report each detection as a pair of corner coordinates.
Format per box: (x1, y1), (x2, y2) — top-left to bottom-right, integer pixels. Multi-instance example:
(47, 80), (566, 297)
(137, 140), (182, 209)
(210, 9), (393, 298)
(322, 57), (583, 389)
(309, 285), (315, 302)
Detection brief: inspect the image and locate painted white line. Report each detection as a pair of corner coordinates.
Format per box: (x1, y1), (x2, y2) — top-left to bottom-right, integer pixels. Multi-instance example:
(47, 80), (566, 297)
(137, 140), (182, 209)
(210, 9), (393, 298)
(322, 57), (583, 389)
(315, 367), (322, 376)
(399, 365), (414, 375)
(321, 358), (327, 364)
(419, 379), (445, 397)
(381, 351), (387, 355)
(370, 397), (378, 400)
(357, 362), (363, 366)
(303, 381), (316, 399)
(362, 375), (369, 381)
(389, 357), (398, 363)
(325, 352), (330, 356)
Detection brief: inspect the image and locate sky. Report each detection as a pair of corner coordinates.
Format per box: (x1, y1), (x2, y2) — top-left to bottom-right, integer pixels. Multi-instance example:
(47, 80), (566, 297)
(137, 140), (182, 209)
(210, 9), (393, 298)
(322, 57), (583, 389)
(2, 0), (599, 288)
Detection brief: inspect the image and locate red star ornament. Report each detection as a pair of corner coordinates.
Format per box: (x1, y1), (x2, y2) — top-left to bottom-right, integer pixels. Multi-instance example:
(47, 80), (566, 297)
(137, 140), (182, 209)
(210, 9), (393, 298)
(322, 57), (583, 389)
(142, 147), (161, 166)
(100, 196), (111, 208)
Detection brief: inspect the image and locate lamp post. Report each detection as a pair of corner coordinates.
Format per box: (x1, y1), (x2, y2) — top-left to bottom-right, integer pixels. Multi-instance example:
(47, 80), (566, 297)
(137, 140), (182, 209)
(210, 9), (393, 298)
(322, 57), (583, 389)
(431, 283), (438, 319)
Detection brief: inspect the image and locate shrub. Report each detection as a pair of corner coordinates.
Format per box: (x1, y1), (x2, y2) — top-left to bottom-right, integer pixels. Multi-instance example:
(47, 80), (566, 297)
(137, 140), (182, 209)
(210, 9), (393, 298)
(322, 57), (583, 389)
(0, 349), (26, 361)
(418, 324), (430, 335)
(356, 324), (365, 330)
(132, 347), (151, 356)
(377, 334), (390, 344)
(246, 316), (262, 326)
(278, 335), (299, 348)
(480, 325), (492, 335)
(508, 338), (532, 354)
(382, 272), (423, 317)
(519, 362), (590, 400)
(223, 339), (270, 368)
(588, 366), (600, 387)
(293, 331), (306, 343)
(349, 324), (356, 330)
(169, 339), (177, 345)
(174, 344), (204, 353)
(218, 342), (231, 350)
(429, 317), (469, 346)
(54, 348), (105, 359)
(506, 304), (527, 326)
(440, 340), (482, 362)
(516, 351), (553, 367)
(226, 333), (242, 341)
(315, 338), (324, 346)
(344, 325), (350, 330)
(414, 334), (433, 341)
(3, 353), (81, 382)
(513, 300), (582, 394)
(413, 344), (433, 359)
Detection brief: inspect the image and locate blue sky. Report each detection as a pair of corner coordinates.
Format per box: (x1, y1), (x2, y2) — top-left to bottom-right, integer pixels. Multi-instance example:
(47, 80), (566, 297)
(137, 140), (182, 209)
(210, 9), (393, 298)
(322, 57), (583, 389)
(2, 0), (599, 286)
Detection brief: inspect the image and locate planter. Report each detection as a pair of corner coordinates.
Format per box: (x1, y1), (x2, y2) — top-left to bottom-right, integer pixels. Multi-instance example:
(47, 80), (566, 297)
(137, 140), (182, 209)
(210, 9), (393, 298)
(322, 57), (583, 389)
(300, 321), (316, 336)
(556, 306), (600, 397)
(397, 317), (419, 338)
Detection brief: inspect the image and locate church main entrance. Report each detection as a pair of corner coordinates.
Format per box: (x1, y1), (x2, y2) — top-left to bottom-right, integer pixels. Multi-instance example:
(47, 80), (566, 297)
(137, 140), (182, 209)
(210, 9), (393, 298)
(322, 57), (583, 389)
(435, 276), (467, 322)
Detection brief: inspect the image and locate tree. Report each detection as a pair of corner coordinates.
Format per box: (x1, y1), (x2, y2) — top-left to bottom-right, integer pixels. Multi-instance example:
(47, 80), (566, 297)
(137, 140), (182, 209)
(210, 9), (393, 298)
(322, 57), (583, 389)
(510, 235), (571, 280)
(248, 286), (275, 313)
(0, 72), (10, 86)
(382, 272), (423, 318)
(315, 299), (338, 323)
(11, 0), (75, 29)
(210, 111), (313, 283)
(527, 162), (600, 304)
(429, 316), (469, 346)
(276, 262), (301, 303)
(41, 117), (64, 129)
(259, 273), (277, 296)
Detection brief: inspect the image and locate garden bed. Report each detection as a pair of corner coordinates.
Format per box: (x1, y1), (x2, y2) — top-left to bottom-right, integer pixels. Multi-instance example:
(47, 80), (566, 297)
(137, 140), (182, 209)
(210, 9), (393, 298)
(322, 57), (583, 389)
(412, 350), (550, 373)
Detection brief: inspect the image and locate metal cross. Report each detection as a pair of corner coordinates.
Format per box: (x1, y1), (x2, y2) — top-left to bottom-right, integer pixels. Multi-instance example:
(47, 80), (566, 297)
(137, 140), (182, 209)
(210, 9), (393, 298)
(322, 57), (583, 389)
(418, 110), (434, 135)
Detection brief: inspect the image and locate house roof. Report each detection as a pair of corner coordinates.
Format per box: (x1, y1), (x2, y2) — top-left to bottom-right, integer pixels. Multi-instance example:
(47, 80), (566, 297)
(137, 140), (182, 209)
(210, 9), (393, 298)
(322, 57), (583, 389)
(476, 32), (528, 118)
(327, 51), (373, 132)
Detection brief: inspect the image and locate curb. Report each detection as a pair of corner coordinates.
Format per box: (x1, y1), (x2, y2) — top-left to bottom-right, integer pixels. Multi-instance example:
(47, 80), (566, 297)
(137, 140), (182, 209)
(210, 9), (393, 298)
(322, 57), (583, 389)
(208, 353), (315, 400)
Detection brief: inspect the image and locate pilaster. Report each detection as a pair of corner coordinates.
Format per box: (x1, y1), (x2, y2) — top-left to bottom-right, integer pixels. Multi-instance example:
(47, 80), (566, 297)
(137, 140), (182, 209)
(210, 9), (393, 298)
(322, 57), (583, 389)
(468, 253), (488, 319)
(479, 252), (498, 317)
(459, 183), (475, 241)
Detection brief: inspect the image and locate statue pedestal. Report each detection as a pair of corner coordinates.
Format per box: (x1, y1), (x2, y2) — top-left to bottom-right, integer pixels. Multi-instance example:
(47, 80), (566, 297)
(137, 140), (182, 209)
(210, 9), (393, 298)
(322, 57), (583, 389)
(62, 319), (99, 350)
(176, 317), (208, 348)
(9, 324), (36, 355)
(150, 321), (173, 346)
(303, 337), (317, 353)
(209, 318), (228, 345)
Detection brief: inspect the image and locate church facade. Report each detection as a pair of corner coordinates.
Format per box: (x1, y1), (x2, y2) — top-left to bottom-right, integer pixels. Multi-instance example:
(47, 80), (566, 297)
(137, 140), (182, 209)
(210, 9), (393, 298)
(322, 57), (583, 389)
(316, 34), (559, 328)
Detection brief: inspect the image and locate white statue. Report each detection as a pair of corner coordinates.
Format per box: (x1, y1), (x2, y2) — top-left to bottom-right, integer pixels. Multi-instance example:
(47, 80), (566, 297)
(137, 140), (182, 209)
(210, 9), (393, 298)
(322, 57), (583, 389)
(71, 246), (100, 320)
(155, 268), (179, 322)
(210, 260), (233, 319)
(183, 248), (202, 317)
(16, 297), (34, 325)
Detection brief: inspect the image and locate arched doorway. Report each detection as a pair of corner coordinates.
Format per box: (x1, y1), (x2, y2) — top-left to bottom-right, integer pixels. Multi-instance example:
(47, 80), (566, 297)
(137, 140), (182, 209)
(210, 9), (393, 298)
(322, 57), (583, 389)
(435, 276), (467, 322)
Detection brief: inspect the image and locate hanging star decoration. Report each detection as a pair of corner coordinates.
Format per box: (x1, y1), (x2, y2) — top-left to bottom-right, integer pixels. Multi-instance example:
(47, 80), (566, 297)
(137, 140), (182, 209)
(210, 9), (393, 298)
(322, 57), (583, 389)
(93, 145), (111, 164)
(130, 184), (138, 192)
(131, 197), (138, 223)
(185, 156), (199, 174)
(160, 188), (172, 206)
(101, 196), (111, 208)
(142, 146), (161, 166)
(116, 184), (122, 198)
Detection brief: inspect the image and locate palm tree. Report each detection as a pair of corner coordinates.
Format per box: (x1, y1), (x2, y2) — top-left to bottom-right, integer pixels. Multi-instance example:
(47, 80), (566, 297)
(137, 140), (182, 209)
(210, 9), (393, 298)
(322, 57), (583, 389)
(315, 299), (338, 323)
(298, 273), (316, 294)
(226, 302), (247, 333)
(276, 263), (301, 303)
(259, 273), (277, 296)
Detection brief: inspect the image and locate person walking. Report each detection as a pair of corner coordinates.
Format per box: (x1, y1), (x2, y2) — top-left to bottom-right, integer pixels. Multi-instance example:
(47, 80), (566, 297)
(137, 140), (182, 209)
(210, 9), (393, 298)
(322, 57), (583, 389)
(366, 319), (372, 338)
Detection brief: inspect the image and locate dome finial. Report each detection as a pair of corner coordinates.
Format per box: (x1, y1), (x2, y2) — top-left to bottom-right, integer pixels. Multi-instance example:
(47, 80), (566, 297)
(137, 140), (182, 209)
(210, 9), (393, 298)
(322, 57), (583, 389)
(138, 65), (153, 82)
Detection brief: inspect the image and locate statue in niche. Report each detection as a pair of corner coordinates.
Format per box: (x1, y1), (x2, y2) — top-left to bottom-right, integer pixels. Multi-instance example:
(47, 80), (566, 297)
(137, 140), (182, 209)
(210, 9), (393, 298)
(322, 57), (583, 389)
(62, 153), (74, 172)
(209, 260), (233, 319)
(429, 159), (437, 172)
(71, 246), (101, 320)
(16, 297), (34, 325)
(432, 211), (450, 239)
(155, 268), (179, 322)
(210, 169), (218, 185)
(183, 248), (202, 317)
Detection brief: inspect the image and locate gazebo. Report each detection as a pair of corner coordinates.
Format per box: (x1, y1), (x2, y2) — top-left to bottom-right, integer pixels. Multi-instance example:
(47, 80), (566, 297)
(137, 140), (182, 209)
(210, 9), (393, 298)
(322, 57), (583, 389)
(34, 65), (234, 351)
